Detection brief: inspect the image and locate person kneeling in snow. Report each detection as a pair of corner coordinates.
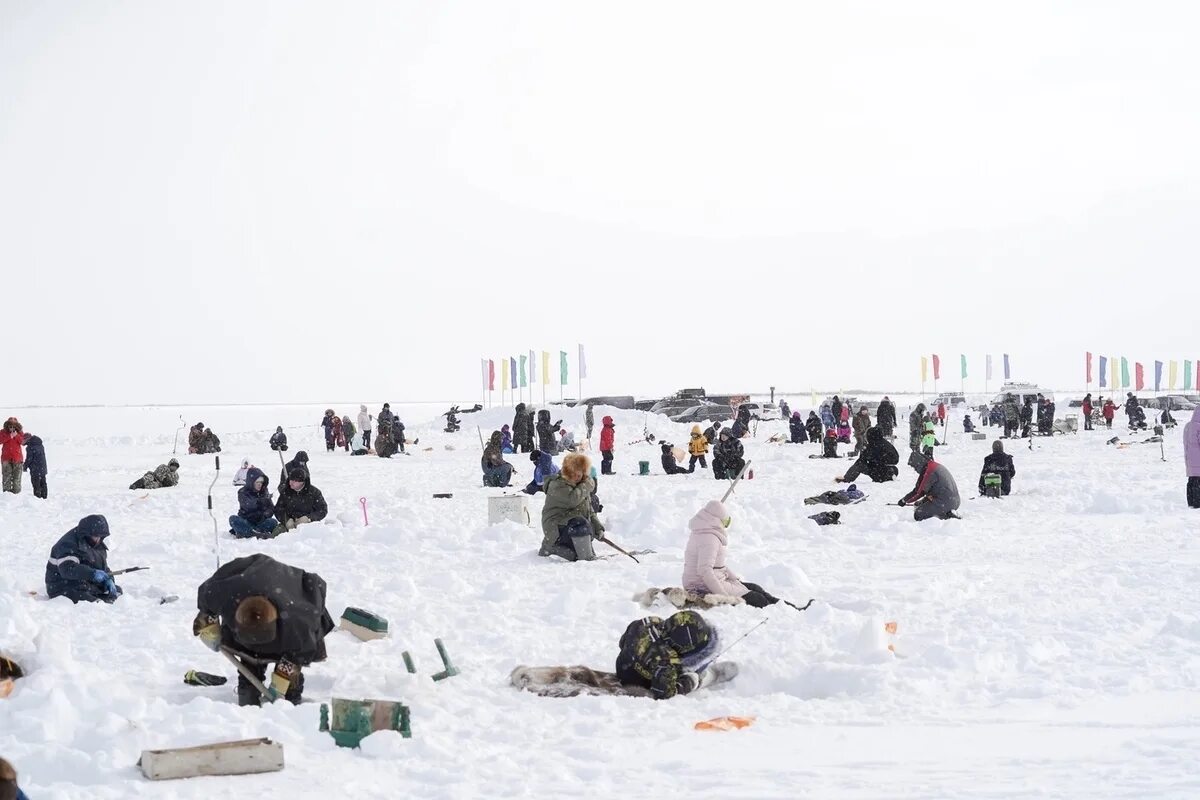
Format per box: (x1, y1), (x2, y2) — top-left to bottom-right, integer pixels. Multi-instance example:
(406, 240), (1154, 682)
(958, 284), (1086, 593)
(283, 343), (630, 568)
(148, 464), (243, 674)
(539, 453), (605, 561)
(275, 469), (328, 532)
(615, 611), (722, 699)
(232, 458), (252, 486)
(45, 514), (122, 604)
(978, 440), (1016, 496)
(522, 450), (559, 495)
(661, 443), (694, 475)
(229, 468), (280, 539)
(836, 428), (899, 483)
(900, 451), (961, 521)
(481, 430), (514, 487)
(683, 500), (779, 608)
(712, 428), (745, 479)
(128, 458), (180, 490)
(194, 553), (334, 707)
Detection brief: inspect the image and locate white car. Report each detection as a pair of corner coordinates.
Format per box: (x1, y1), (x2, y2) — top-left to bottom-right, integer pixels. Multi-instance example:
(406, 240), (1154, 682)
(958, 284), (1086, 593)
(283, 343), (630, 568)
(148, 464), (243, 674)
(738, 402), (781, 421)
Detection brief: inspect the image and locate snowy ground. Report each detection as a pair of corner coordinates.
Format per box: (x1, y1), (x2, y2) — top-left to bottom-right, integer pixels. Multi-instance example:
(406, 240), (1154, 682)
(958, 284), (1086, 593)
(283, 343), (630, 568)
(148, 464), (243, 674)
(2, 401), (1199, 798)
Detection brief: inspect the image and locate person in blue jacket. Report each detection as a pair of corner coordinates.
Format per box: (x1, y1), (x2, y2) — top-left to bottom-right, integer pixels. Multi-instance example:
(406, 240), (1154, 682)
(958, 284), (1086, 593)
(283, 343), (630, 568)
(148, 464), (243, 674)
(23, 434), (47, 499)
(229, 467), (280, 539)
(45, 515), (122, 603)
(522, 450), (559, 495)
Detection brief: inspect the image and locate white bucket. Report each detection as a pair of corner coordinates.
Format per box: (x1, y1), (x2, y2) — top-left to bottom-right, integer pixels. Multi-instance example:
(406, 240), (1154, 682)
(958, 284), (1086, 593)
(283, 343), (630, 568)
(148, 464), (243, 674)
(488, 495), (530, 526)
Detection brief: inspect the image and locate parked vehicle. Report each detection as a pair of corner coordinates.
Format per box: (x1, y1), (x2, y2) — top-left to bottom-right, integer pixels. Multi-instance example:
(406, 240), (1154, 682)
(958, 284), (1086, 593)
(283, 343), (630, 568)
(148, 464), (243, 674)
(737, 402), (781, 421)
(1158, 394), (1197, 411)
(933, 392), (968, 408)
(670, 404), (734, 424)
(989, 382), (1051, 407)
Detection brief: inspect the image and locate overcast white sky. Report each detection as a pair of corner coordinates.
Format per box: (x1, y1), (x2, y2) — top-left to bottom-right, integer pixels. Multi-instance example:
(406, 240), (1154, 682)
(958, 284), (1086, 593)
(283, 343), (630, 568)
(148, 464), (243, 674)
(2, 1), (1197, 405)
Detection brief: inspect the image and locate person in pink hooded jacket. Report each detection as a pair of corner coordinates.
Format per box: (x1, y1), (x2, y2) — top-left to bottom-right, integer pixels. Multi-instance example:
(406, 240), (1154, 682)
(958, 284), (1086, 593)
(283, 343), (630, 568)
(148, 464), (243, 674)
(1185, 407), (1200, 508)
(682, 500), (779, 608)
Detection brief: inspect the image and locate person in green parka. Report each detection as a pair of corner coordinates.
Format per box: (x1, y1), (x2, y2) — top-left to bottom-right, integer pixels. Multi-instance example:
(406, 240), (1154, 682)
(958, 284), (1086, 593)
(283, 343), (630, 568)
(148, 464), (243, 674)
(539, 452), (605, 562)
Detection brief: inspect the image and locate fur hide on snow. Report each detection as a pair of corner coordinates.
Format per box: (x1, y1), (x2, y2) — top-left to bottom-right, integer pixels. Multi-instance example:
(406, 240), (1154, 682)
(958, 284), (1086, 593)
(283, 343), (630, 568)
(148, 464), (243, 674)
(631, 587), (745, 610)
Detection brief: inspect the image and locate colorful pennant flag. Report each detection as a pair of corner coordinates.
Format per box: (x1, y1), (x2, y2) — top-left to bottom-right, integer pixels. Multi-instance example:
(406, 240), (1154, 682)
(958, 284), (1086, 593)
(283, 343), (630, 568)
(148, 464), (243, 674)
(542, 351), (550, 386)
(1003, 354), (1011, 380)
(1134, 361), (1144, 392)
(1086, 352), (1092, 384)
(559, 351), (569, 385)
(510, 357), (517, 390)
(1154, 361), (1163, 393)
(519, 354), (527, 388)
(488, 359), (495, 391)
(960, 354), (967, 380)
(1099, 355), (1107, 388)
(1186, 360), (1194, 391)
(986, 354), (993, 381)
(932, 354), (941, 381)
(481, 359), (488, 391)
(578, 344), (587, 380)
(1121, 357), (1130, 388)
(529, 349), (537, 384)
(501, 358), (509, 391)
(921, 356), (928, 383)
(1110, 356), (1117, 392)
(1169, 360), (1178, 390)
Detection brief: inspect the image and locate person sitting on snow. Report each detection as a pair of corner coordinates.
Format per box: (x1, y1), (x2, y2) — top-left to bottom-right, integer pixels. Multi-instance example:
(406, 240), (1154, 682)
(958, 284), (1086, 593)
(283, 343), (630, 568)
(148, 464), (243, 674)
(703, 421), (723, 445)
(978, 440), (1016, 496)
(194, 553), (334, 707)
(275, 468), (328, 532)
(523, 450), (559, 494)
(821, 427), (840, 458)
(558, 428), (578, 453)
(900, 451), (961, 521)
(280, 450), (310, 488)
(539, 453), (604, 561)
(660, 442), (694, 475)
(683, 500), (779, 608)
(836, 427), (898, 483)
(615, 611), (726, 699)
(229, 467), (280, 539)
(128, 459), (180, 490)
(45, 515), (122, 604)
(712, 428), (746, 479)
(233, 458), (252, 486)
(805, 411), (823, 444)
(963, 413), (975, 433)
(500, 425), (513, 453)
(481, 431), (514, 487)
(269, 426), (288, 452)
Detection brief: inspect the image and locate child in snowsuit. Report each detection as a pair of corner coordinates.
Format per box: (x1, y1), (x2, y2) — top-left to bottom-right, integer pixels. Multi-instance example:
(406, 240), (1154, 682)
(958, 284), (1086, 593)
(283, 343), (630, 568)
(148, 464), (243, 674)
(837, 416), (852, 445)
(822, 427), (840, 458)
(661, 443), (693, 475)
(688, 425), (710, 469)
(599, 416), (616, 475)
(500, 425), (513, 453)
(921, 421), (937, 458)
(23, 433), (47, 499)
(523, 451), (560, 494)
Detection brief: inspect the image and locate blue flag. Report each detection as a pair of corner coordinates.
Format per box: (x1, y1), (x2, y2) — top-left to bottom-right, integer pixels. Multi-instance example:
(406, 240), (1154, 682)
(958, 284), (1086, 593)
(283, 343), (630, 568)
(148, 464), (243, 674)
(1003, 353), (1011, 380)
(1099, 355), (1107, 388)
(1155, 361), (1163, 393)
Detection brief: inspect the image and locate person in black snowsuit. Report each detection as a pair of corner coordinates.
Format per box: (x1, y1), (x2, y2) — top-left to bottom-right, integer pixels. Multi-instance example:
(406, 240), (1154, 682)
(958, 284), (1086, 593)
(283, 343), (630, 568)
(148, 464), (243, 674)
(45, 514), (122, 603)
(712, 429), (745, 479)
(661, 443), (694, 475)
(805, 412), (823, 444)
(822, 427), (840, 458)
(377, 403), (394, 435)
(963, 414), (975, 433)
(280, 451), (310, 489)
(275, 468), (328, 532)
(536, 410), (561, 453)
(615, 611), (721, 700)
(830, 396), (843, 427)
(23, 433), (47, 499)
(735, 405), (752, 433)
(703, 421), (722, 445)
(512, 404), (530, 452)
(394, 420), (407, 453)
(269, 426), (288, 452)
(908, 403), (926, 451)
(1020, 398), (1034, 438)
(788, 412), (807, 443)
(730, 418), (749, 439)
(837, 427), (898, 483)
(1125, 394), (1147, 430)
(876, 397), (898, 438)
(194, 553), (334, 707)
(978, 440), (1016, 496)
(321, 410), (336, 452)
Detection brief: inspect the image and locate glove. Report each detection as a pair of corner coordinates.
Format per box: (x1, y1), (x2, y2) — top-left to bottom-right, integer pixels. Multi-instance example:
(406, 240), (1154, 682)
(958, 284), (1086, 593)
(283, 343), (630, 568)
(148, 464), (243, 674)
(897, 499), (907, 508)
(92, 569), (119, 597)
(267, 660), (297, 701)
(678, 671), (700, 695)
(742, 590), (775, 608)
(284, 518), (297, 531)
(193, 612), (222, 651)
(295, 516), (311, 525)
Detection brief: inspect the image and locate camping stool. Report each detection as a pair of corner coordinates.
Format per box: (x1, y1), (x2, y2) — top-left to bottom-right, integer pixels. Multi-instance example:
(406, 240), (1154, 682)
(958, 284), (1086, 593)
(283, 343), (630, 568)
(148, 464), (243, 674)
(638, 461), (650, 476)
(320, 698), (411, 747)
(339, 607), (389, 641)
(982, 473), (1002, 498)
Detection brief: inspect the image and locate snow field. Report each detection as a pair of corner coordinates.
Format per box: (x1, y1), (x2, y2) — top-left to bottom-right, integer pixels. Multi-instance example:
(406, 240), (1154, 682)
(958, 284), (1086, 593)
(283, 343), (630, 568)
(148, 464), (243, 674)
(1, 401), (1198, 798)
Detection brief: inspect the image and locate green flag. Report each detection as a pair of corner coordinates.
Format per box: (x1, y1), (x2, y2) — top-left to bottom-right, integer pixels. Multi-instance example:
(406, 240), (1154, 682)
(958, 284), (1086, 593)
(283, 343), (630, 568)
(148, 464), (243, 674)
(1186, 360), (1194, 391)
(559, 350), (569, 385)
(960, 354), (967, 380)
(519, 355), (527, 387)
(1121, 357), (1130, 388)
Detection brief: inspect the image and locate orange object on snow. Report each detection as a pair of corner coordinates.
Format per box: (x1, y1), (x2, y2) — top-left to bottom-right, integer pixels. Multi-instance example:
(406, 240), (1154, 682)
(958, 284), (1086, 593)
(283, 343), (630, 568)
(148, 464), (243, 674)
(694, 716), (756, 732)
(884, 621), (898, 634)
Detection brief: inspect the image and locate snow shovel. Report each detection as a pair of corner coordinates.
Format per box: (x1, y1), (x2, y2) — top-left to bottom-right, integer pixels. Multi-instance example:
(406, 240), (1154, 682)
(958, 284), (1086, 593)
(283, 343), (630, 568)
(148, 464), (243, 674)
(220, 647), (274, 703)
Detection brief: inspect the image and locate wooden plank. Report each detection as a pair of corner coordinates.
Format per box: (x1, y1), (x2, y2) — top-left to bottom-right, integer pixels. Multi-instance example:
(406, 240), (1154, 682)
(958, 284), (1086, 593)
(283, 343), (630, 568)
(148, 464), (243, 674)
(139, 737), (284, 781)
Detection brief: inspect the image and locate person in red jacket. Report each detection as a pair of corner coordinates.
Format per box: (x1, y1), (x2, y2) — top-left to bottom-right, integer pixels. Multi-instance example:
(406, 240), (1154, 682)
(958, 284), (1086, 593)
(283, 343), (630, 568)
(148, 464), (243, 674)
(0, 417), (24, 494)
(1102, 398), (1116, 429)
(936, 402), (947, 427)
(1081, 393), (1094, 431)
(599, 416), (615, 475)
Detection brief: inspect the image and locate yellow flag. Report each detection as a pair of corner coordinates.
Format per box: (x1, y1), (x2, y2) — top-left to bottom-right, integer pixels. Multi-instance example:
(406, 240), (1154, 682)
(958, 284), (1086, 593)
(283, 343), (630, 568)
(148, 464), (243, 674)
(1170, 360), (1179, 390)
(542, 351), (550, 385)
(501, 358), (509, 391)
(921, 356), (928, 383)
(1110, 357), (1117, 392)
